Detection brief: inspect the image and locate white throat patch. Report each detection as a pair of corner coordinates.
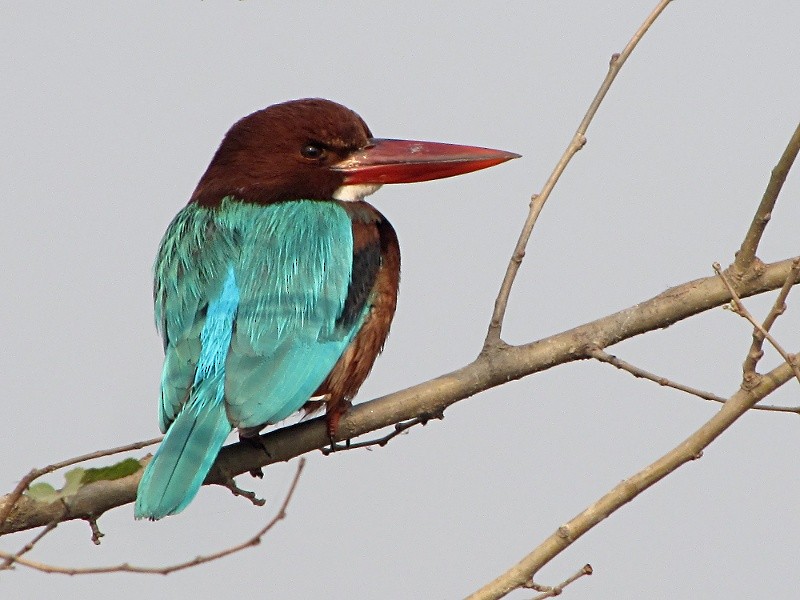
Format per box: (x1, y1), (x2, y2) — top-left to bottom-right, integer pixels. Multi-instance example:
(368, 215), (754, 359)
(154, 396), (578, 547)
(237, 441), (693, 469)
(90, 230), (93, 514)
(332, 183), (383, 202)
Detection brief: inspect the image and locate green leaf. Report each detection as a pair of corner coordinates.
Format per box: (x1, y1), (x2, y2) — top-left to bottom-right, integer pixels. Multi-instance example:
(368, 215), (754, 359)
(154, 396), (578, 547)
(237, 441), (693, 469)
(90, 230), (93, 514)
(80, 458), (142, 484)
(62, 467), (85, 495)
(25, 482), (59, 503)
(23, 459), (143, 504)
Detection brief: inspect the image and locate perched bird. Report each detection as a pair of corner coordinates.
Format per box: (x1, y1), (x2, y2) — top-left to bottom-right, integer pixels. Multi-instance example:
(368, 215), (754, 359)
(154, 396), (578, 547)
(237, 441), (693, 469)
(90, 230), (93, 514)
(135, 98), (518, 519)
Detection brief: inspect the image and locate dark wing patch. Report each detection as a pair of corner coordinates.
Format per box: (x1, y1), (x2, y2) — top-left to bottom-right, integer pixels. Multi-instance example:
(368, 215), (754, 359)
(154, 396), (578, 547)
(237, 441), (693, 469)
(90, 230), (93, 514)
(310, 205), (400, 430)
(336, 220), (381, 331)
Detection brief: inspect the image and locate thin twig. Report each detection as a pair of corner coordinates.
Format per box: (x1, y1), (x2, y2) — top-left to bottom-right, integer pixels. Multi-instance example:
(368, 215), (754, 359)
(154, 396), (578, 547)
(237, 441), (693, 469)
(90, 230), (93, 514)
(589, 347), (800, 414)
(220, 477), (266, 507)
(0, 437), (162, 530)
(0, 459), (305, 576)
(734, 121), (800, 273)
(526, 564), (593, 600)
(758, 257), (800, 338)
(321, 413), (443, 455)
(713, 262), (800, 386)
(590, 347), (728, 403)
(85, 517), (104, 546)
(483, 0), (675, 350)
(743, 258), (800, 376)
(0, 507), (65, 570)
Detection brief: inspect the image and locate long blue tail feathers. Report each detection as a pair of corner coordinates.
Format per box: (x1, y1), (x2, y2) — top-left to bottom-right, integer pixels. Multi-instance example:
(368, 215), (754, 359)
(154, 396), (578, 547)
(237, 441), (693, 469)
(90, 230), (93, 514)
(135, 401), (232, 520)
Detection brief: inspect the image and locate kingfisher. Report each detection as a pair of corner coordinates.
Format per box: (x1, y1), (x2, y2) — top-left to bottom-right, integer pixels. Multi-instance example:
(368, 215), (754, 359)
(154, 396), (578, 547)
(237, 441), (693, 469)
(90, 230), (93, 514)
(134, 98), (518, 519)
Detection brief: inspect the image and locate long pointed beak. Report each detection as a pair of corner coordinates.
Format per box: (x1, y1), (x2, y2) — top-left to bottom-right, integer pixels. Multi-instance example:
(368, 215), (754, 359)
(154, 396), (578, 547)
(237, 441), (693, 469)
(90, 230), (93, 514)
(331, 138), (520, 184)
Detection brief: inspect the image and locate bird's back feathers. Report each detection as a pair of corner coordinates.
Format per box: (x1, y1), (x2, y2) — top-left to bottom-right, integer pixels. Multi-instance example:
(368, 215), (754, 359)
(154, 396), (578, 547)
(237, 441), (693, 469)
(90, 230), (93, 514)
(136, 198), (368, 519)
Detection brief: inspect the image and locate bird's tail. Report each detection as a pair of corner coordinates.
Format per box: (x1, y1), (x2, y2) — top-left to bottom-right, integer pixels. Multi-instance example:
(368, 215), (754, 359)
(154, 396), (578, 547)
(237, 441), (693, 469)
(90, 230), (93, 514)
(135, 399), (232, 520)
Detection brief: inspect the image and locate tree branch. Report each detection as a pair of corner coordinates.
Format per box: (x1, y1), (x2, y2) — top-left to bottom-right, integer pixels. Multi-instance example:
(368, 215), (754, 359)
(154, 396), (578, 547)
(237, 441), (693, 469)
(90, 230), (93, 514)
(0, 510), (64, 570)
(484, 0), (675, 349)
(0, 459), (305, 575)
(0, 437), (162, 531)
(743, 257), (800, 376)
(321, 413), (443, 455)
(714, 262), (800, 385)
(734, 121), (800, 273)
(589, 347), (800, 414)
(2, 255), (797, 537)
(466, 360), (797, 599)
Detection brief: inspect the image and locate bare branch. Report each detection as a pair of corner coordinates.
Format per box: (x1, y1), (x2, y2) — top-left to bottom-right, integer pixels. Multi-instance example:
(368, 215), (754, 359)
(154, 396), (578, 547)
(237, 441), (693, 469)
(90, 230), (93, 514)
(590, 347), (728, 403)
(714, 262), (800, 386)
(484, 0), (675, 349)
(0, 459), (305, 576)
(734, 121), (800, 273)
(0, 510), (64, 571)
(744, 258), (800, 376)
(467, 360), (797, 600)
(589, 347), (800, 415)
(2, 256), (798, 537)
(757, 257), (800, 339)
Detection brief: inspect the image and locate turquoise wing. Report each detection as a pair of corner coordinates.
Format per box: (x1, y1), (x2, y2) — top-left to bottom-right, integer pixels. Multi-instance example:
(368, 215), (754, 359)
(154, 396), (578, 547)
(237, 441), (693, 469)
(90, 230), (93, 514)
(155, 198), (361, 431)
(136, 198), (361, 519)
(154, 203), (236, 432)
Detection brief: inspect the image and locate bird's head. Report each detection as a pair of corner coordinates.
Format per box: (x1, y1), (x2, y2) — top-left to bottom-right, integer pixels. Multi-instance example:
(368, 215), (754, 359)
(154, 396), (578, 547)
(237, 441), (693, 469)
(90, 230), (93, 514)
(191, 98), (518, 206)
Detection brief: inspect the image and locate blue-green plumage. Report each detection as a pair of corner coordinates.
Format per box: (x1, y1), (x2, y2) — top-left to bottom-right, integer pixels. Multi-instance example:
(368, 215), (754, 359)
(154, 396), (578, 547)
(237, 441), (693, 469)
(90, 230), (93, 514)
(135, 198), (364, 519)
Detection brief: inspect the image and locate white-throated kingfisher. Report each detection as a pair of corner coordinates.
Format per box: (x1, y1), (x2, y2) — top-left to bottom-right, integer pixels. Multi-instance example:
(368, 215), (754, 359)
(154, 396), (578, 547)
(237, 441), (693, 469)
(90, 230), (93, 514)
(135, 98), (518, 519)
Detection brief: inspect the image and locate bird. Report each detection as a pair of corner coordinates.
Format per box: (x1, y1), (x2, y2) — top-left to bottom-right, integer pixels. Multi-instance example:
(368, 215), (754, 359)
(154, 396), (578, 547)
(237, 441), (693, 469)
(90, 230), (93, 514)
(134, 98), (518, 519)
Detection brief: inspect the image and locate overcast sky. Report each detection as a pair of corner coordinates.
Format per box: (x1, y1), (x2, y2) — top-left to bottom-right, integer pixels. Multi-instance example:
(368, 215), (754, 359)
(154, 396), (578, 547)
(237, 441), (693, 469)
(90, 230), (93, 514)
(2, 2), (799, 599)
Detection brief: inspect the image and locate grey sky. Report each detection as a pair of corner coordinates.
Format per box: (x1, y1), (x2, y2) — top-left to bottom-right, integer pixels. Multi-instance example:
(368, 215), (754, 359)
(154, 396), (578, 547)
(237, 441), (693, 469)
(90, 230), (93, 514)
(2, 2), (799, 598)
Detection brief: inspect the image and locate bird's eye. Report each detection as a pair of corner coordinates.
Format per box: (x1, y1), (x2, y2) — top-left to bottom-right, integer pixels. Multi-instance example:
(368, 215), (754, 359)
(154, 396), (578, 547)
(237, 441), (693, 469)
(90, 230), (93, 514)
(301, 144), (325, 160)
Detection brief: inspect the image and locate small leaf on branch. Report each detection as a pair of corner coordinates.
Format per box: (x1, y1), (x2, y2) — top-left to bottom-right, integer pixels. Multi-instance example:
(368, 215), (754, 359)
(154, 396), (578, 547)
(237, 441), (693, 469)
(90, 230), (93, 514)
(81, 458), (142, 484)
(24, 468), (83, 504)
(21, 459), (142, 505)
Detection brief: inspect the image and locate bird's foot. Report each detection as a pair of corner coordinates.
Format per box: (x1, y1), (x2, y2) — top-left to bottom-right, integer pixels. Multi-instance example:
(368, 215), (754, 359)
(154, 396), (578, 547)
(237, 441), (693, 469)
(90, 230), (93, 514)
(324, 408), (347, 453)
(324, 435), (352, 454)
(238, 430), (270, 478)
(322, 401), (354, 453)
